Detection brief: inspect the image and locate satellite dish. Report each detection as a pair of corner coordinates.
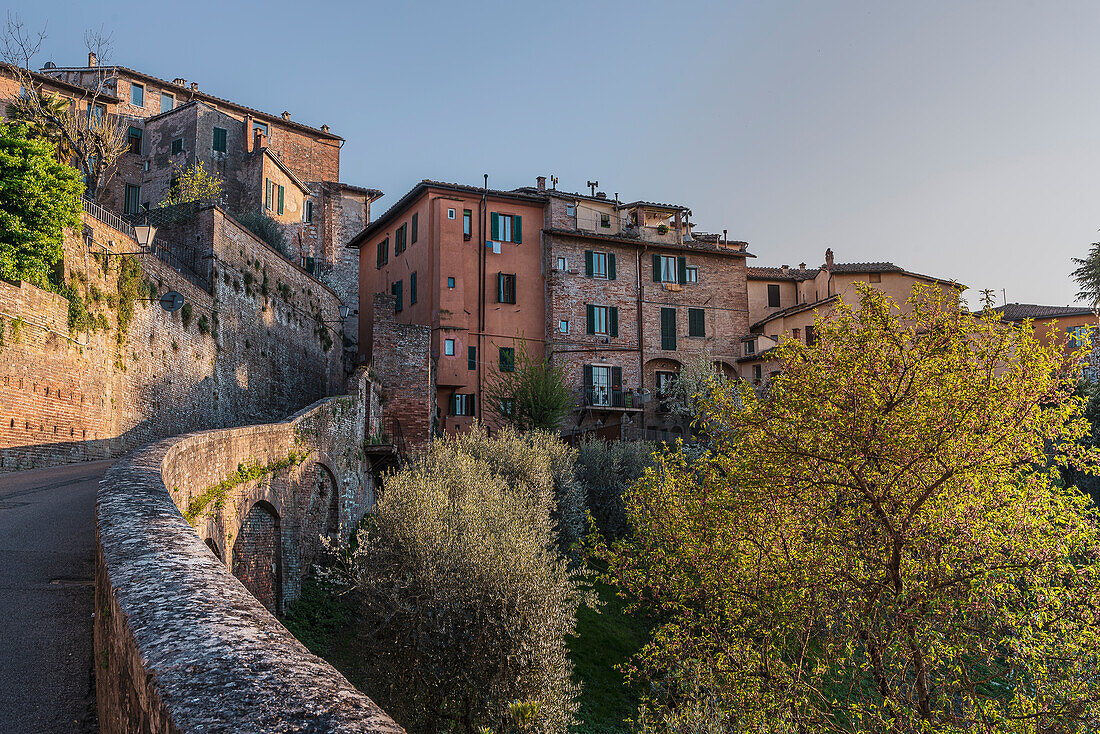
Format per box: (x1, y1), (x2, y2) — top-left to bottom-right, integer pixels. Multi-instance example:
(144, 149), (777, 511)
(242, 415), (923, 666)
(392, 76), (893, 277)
(159, 291), (185, 313)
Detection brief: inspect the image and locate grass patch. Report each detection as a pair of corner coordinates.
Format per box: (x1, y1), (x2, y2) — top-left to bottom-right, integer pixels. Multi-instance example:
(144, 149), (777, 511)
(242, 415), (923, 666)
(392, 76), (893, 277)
(570, 572), (651, 733)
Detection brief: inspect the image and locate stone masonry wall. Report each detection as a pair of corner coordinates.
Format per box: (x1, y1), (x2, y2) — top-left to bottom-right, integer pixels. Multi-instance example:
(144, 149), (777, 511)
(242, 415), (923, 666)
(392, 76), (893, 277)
(0, 206), (345, 470)
(95, 371), (403, 733)
(371, 292), (433, 450)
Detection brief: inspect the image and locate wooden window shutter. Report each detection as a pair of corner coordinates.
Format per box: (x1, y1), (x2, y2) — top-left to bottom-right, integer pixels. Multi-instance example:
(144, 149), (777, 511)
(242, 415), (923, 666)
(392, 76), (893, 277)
(689, 308), (704, 337)
(491, 212), (500, 240)
(678, 256), (687, 284)
(585, 251), (594, 277)
(411, 213), (418, 243)
(611, 366), (623, 407)
(498, 272), (504, 302)
(376, 242), (383, 268)
(608, 253), (616, 280)
(609, 307), (619, 337)
(661, 307), (677, 350)
(586, 305), (595, 334)
(277, 185), (285, 215)
(513, 215), (522, 243)
(653, 254), (661, 282)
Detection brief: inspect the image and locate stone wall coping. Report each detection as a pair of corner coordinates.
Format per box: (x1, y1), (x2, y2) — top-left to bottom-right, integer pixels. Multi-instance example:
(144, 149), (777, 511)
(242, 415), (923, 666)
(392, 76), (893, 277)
(96, 395), (402, 732)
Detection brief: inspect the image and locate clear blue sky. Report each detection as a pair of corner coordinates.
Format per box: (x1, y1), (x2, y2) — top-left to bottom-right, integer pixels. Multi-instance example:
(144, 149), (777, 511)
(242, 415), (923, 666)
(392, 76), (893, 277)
(10, 0), (1100, 305)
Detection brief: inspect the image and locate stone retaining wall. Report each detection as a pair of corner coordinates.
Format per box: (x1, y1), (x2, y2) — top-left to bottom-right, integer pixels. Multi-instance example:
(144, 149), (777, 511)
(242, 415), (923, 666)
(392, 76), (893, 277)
(94, 370), (403, 732)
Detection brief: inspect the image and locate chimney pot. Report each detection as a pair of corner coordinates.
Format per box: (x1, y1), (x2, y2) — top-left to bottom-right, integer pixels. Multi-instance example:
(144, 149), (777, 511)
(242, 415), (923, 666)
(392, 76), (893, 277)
(321, 124), (330, 133)
(595, 191), (606, 199)
(254, 129), (267, 149)
(825, 248), (834, 268)
(190, 82), (198, 91)
(282, 111), (290, 120)
(87, 52), (97, 67)
(799, 262), (807, 270)
(536, 175), (546, 191)
(173, 78), (187, 86)
(781, 264), (789, 274)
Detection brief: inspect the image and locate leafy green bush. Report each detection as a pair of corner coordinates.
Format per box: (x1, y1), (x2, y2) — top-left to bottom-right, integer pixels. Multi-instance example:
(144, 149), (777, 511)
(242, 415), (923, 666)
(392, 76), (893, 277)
(345, 426), (591, 733)
(233, 209), (289, 258)
(575, 439), (656, 539)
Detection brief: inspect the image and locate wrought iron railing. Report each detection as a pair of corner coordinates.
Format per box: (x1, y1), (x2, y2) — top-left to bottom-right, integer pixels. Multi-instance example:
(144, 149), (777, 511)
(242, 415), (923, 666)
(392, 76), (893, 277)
(83, 196), (136, 239)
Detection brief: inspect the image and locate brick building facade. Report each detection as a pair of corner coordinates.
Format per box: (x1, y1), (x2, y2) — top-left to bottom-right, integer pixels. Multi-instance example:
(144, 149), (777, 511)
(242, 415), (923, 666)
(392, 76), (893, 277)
(350, 177), (753, 441)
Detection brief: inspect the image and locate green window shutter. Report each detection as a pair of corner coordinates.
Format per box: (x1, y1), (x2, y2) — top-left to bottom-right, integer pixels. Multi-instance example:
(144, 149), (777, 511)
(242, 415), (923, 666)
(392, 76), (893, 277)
(497, 272), (504, 303)
(410, 271), (418, 304)
(653, 254), (661, 282)
(678, 256), (687, 284)
(468, 346), (477, 370)
(277, 185), (285, 215)
(513, 215), (522, 243)
(586, 305), (595, 334)
(583, 364), (594, 405)
(376, 242), (382, 268)
(491, 213), (500, 241)
(609, 306), (619, 337)
(585, 251), (594, 277)
(411, 213), (418, 243)
(611, 366), (623, 407)
(661, 307), (677, 350)
(451, 393), (458, 416)
(608, 253), (616, 280)
(689, 308), (704, 337)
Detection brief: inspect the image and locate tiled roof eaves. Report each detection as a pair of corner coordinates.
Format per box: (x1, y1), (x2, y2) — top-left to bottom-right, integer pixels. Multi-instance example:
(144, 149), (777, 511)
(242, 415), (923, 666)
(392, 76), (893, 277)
(737, 345), (781, 363)
(543, 228), (755, 257)
(260, 149), (310, 194)
(992, 303), (1097, 321)
(2, 62), (120, 101)
(751, 295), (840, 331)
(346, 180), (546, 248)
(40, 65), (342, 141)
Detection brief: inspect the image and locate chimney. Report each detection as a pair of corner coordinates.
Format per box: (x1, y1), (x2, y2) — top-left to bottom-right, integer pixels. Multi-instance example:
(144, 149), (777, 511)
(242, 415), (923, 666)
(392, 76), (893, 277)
(825, 248), (834, 268)
(87, 52), (97, 67)
(281, 111), (291, 120)
(321, 124), (330, 133)
(254, 128), (267, 150)
(781, 264), (789, 275)
(172, 78), (186, 86)
(190, 82), (198, 92)
(595, 191), (607, 199)
(536, 175), (546, 191)
(723, 229), (728, 244)
(799, 262), (807, 270)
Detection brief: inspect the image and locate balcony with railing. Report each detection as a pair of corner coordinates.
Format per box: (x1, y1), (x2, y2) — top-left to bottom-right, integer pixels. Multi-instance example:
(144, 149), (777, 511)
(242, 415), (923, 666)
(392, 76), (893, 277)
(579, 385), (645, 411)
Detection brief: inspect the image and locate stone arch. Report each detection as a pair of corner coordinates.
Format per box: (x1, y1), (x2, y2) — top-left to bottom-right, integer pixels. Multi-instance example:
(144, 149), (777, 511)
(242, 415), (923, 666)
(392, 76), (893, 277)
(715, 360), (737, 381)
(318, 463), (340, 537)
(231, 500), (282, 613)
(204, 537), (222, 561)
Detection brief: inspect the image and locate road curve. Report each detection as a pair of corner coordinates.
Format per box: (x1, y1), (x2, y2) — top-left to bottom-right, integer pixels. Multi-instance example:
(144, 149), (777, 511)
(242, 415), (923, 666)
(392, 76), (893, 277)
(0, 460), (111, 733)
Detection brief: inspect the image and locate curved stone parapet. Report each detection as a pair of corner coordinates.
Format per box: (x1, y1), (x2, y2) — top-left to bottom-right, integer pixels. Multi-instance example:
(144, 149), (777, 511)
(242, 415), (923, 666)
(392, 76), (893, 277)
(94, 384), (403, 733)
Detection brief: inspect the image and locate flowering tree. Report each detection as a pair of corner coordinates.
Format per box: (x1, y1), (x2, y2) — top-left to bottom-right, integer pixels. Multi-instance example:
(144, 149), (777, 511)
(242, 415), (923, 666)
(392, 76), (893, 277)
(602, 284), (1100, 733)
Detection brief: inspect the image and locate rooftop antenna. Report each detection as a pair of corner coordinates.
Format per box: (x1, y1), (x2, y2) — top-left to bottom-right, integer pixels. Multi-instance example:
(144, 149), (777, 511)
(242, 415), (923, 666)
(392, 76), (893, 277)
(550, 175), (558, 190)
(587, 180), (599, 197)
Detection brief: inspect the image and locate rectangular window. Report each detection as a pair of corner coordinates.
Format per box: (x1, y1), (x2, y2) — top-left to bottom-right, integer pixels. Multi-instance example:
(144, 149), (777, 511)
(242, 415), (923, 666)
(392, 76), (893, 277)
(588, 305), (613, 335)
(410, 271), (418, 304)
(498, 272), (517, 304)
(265, 179), (275, 211)
(499, 347), (515, 372)
(685, 266), (698, 283)
(463, 209), (472, 238)
(792, 327), (802, 342)
(589, 365), (612, 406)
(392, 281), (403, 312)
(500, 397), (516, 417)
(753, 364), (762, 382)
(657, 255), (677, 283)
(557, 256), (567, 271)
(805, 324), (817, 347)
(303, 200), (313, 223)
(490, 212), (523, 243)
(411, 212), (418, 243)
(768, 283), (781, 308)
(160, 91), (174, 114)
(655, 370), (677, 413)
(445, 338), (456, 356)
(304, 256), (316, 274)
(171, 138), (183, 155)
(688, 308), (705, 337)
(88, 103), (106, 123)
(745, 339), (755, 355)
(127, 126), (142, 154)
(212, 127), (227, 152)
(277, 185), (284, 215)
(253, 121), (268, 138)
(593, 251), (608, 279)
(452, 393), (475, 416)
(559, 320), (569, 334)
(600, 213), (611, 228)
(566, 204), (576, 217)
(395, 224), (407, 254)
(660, 307), (677, 351)
(130, 82), (144, 107)
(448, 208), (456, 219)
(376, 237), (389, 268)
(124, 184), (141, 216)
(448, 276), (455, 289)
(468, 346), (477, 370)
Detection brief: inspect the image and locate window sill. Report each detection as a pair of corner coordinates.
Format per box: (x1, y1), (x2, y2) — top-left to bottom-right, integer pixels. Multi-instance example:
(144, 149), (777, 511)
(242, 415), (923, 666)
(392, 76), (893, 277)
(663, 283), (682, 292)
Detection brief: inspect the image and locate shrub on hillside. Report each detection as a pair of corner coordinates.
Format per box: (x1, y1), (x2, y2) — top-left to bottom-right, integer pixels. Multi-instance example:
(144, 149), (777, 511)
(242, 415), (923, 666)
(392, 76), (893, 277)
(345, 426), (591, 733)
(575, 439), (656, 539)
(233, 209), (290, 259)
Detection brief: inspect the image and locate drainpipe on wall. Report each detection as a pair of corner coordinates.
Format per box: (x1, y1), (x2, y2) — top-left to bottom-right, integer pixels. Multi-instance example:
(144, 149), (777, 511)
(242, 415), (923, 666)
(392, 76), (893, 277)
(637, 245), (646, 400)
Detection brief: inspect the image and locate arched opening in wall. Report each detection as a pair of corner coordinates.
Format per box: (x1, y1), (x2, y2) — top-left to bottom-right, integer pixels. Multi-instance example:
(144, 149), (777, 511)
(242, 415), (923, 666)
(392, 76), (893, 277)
(231, 501), (282, 613)
(204, 537), (222, 561)
(317, 463), (340, 538)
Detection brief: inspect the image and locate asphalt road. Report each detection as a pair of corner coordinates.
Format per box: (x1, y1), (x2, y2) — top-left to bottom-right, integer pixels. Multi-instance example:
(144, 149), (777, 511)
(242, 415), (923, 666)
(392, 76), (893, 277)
(0, 460), (111, 733)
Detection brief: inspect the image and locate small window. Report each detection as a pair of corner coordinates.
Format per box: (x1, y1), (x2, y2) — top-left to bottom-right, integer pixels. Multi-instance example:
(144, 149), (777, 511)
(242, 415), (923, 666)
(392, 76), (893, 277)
(391, 281), (403, 312)
(600, 213), (611, 228)
(447, 208), (456, 220)
(304, 256), (316, 274)
(806, 324), (817, 347)
(767, 283), (781, 308)
(452, 393), (475, 416)
(792, 327), (801, 342)
(591, 252), (608, 279)
(499, 347), (515, 372)
(468, 346), (477, 370)
(303, 200), (313, 223)
(212, 127), (227, 153)
(395, 223), (407, 254)
(376, 237), (389, 268)
(559, 320), (569, 334)
(253, 121), (268, 137)
(500, 398), (515, 417)
(557, 256), (567, 271)
(130, 82), (144, 107)
(143, 160), (150, 172)
(685, 266), (698, 283)
(265, 179), (275, 211)
(566, 204), (576, 217)
(124, 184), (141, 216)
(160, 91), (174, 114)
(745, 339), (755, 355)
(127, 126), (142, 154)
(171, 138), (183, 155)
(498, 273), (517, 304)
(410, 271), (418, 304)
(753, 364), (762, 382)
(445, 338), (455, 356)
(463, 209), (472, 238)
(688, 308), (705, 337)
(448, 276), (456, 289)
(659, 255), (678, 283)
(591, 305), (610, 335)
(491, 212), (522, 243)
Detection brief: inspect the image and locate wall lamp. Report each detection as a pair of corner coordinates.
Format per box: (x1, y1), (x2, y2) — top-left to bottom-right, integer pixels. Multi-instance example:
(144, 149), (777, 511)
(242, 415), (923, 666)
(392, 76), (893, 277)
(320, 304), (351, 324)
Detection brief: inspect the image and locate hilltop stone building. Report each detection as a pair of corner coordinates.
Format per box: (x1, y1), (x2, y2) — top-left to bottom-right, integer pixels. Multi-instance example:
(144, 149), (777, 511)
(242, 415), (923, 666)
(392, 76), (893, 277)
(349, 177), (753, 442)
(992, 303), (1100, 381)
